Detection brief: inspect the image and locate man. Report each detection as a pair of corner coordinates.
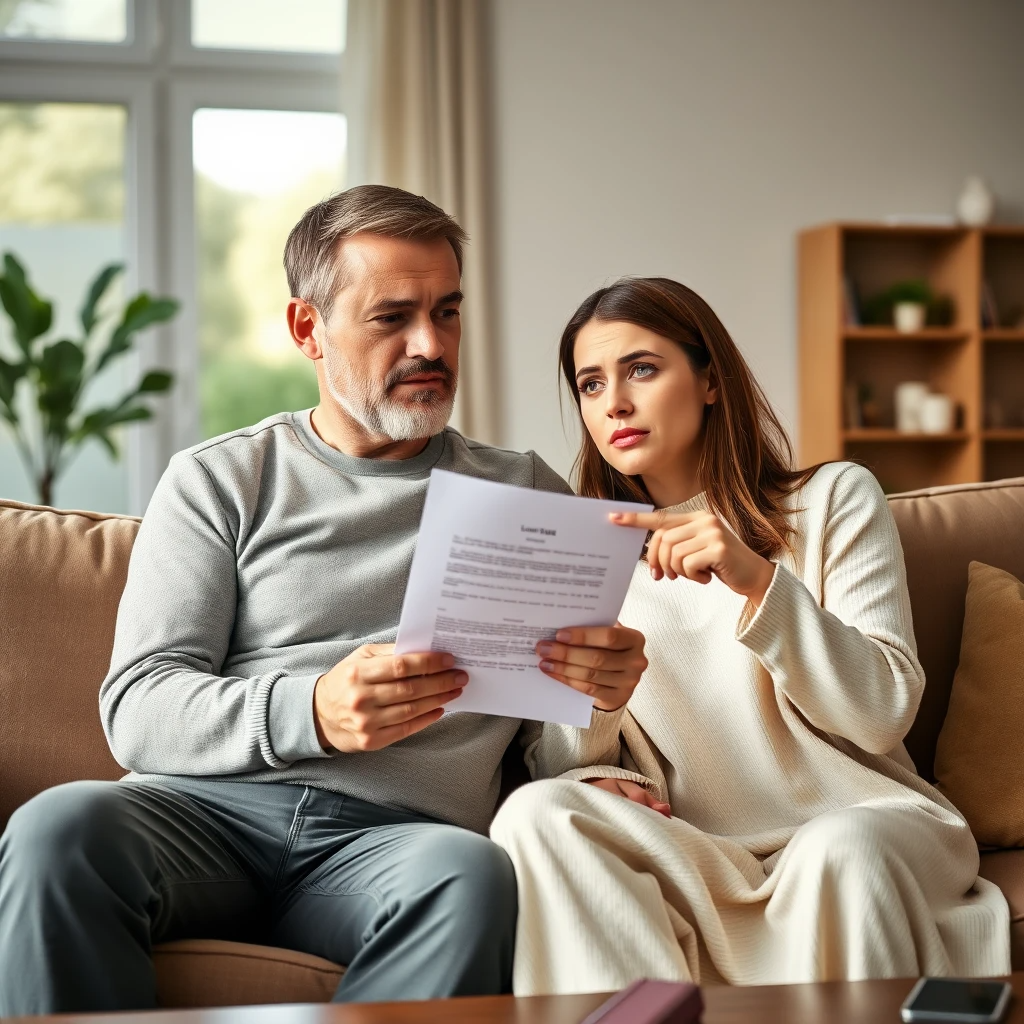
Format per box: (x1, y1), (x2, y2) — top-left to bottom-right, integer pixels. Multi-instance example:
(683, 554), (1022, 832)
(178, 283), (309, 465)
(0, 185), (649, 1014)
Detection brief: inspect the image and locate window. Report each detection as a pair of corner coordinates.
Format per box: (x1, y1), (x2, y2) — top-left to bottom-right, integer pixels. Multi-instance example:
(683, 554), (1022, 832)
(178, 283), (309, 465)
(0, 0), (344, 513)
(193, 108), (346, 438)
(0, 102), (129, 511)
(0, 0), (127, 43)
(191, 0), (346, 53)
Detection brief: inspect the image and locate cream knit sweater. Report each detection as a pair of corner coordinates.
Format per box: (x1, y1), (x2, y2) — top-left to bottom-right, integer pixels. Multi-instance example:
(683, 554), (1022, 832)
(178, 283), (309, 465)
(494, 462), (1010, 993)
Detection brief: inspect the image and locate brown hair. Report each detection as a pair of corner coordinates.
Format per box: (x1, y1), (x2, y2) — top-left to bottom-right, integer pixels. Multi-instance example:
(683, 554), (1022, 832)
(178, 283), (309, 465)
(559, 277), (821, 559)
(284, 184), (468, 315)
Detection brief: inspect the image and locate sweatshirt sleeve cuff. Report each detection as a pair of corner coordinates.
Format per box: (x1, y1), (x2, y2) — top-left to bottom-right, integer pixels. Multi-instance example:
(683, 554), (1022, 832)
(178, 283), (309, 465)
(265, 673), (332, 765)
(557, 765), (663, 798)
(587, 702), (627, 738)
(735, 561), (799, 660)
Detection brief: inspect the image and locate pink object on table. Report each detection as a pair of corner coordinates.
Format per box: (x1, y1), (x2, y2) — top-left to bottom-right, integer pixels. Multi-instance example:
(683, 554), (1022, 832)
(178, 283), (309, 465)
(581, 979), (704, 1024)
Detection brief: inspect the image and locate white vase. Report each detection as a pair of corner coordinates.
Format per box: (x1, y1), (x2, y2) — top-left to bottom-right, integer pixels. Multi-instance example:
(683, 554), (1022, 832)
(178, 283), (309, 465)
(956, 176), (995, 227)
(894, 301), (926, 333)
(920, 393), (954, 434)
(895, 381), (930, 432)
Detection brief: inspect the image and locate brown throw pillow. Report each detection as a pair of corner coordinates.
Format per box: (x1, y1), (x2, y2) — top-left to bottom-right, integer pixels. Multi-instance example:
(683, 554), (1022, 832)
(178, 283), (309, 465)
(935, 561), (1024, 847)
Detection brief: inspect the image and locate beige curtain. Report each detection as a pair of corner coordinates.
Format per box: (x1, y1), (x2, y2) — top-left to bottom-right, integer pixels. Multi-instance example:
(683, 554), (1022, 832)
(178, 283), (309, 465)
(344, 0), (498, 443)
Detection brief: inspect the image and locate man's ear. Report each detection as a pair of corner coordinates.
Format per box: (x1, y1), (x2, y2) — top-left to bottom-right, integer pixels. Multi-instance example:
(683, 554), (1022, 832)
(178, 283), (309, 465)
(287, 298), (323, 360)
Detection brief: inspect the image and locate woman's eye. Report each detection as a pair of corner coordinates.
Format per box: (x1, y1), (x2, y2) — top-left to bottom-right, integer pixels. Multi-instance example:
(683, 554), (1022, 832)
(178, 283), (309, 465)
(579, 379), (603, 395)
(631, 362), (656, 379)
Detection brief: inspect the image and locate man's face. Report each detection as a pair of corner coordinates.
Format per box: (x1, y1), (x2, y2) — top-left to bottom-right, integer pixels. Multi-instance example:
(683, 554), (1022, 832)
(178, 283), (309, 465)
(316, 233), (462, 442)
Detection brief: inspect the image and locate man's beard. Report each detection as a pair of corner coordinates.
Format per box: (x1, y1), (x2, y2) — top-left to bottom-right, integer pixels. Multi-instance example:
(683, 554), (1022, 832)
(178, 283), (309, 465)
(323, 348), (457, 442)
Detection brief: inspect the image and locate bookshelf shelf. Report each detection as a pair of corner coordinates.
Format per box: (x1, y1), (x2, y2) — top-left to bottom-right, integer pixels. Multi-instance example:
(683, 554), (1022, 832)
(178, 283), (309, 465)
(983, 329), (1024, 342)
(844, 328), (969, 343)
(843, 430), (969, 443)
(800, 223), (1024, 490)
(984, 429), (1024, 441)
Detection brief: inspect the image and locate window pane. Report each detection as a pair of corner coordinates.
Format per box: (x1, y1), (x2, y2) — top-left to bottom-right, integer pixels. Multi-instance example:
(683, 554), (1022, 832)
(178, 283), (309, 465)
(0, 0), (126, 42)
(192, 0), (346, 53)
(193, 108), (346, 439)
(0, 103), (130, 513)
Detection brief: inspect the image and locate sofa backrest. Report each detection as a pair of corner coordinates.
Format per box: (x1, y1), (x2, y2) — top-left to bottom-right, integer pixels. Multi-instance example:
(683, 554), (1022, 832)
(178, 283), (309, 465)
(890, 478), (1024, 780)
(2, 478), (1023, 829)
(0, 500), (139, 830)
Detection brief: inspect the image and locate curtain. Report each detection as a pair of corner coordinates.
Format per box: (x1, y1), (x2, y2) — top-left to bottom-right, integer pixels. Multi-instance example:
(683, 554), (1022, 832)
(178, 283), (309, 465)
(344, 0), (498, 444)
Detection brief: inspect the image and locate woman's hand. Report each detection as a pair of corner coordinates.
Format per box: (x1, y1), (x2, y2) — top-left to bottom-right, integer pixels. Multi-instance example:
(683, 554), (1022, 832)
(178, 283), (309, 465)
(584, 778), (671, 818)
(611, 510), (776, 607)
(535, 624), (647, 711)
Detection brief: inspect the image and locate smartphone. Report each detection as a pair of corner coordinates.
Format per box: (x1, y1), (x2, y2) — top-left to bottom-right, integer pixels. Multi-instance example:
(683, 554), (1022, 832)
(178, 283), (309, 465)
(901, 978), (1012, 1023)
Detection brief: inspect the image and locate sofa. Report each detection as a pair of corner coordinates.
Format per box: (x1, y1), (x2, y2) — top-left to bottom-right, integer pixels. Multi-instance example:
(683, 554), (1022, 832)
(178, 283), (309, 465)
(2, 475), (1023, 1006)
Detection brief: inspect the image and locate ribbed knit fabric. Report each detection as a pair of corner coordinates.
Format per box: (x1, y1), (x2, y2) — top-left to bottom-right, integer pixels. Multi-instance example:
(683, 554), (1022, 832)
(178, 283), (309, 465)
(492, 462), (1010, 992)
(99, 410), (586, 835)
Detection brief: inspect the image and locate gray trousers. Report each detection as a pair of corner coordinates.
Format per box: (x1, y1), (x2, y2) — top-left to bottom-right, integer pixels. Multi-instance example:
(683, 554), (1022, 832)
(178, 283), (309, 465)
(0, 777), (517, 1015)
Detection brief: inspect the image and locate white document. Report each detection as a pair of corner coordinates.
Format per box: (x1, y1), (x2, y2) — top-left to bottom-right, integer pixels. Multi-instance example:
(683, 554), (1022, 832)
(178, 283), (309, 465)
(395, 469), (652, 727)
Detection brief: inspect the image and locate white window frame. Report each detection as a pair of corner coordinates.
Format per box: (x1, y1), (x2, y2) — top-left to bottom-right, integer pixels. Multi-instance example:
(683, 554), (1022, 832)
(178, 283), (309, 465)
(0, 0), (343, 513)
(0, 0), (158, 65)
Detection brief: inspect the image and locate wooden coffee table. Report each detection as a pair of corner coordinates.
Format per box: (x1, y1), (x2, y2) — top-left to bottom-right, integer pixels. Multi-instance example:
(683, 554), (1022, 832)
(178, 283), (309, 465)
(9, 975), (1024, 1023)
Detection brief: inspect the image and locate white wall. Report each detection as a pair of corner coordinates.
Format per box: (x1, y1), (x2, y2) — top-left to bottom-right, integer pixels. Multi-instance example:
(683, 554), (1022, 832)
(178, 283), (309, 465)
(489, 0), (1024, 478)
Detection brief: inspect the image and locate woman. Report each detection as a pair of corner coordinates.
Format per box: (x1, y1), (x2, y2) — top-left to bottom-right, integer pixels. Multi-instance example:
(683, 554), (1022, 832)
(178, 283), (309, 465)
(493, 277), (1009, 994)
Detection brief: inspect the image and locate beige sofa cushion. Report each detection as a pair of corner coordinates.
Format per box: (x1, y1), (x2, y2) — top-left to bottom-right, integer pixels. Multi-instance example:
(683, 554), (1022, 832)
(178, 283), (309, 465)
(888, 478), (1024, 779)
(0, 499), (348, 1004)
(0, 500), (135, 830)
(153, 940), (344, 1007)
(935, 562), (1024, 847)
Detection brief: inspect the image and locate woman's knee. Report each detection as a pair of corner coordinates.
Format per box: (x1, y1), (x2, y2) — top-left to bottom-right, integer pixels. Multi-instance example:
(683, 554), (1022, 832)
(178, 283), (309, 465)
(490, 779), (583, 848)
(787, 807), (901, 876)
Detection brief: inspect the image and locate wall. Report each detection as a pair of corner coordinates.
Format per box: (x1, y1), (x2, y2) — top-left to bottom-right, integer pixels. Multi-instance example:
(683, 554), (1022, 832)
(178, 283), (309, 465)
(489, 0), (1024, 478)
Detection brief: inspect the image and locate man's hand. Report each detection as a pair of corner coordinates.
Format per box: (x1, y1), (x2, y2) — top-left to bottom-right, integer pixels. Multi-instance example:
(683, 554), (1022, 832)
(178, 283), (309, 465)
(584, 778), (671, 818)
(313, 644), (466, 754)
(535, 624), (647, 711)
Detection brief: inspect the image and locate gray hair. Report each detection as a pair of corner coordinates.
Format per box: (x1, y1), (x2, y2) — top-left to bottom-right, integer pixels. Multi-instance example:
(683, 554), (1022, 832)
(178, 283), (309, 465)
(283, 184), (468, 315)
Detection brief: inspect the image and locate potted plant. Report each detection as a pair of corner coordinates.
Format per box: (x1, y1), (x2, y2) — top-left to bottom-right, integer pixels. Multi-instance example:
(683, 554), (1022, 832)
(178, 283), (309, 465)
(886, 279), (932, 333)
(861, 279), (953, 332)
(0, 252), (179, 506)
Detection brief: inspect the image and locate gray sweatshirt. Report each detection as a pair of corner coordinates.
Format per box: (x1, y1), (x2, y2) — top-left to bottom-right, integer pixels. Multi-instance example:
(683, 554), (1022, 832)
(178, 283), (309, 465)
(100, 410), (579, 833)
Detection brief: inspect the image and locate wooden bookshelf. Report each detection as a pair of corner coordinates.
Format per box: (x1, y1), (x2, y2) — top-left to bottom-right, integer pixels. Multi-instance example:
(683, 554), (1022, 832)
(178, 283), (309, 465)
(798, 223), (1024, 491)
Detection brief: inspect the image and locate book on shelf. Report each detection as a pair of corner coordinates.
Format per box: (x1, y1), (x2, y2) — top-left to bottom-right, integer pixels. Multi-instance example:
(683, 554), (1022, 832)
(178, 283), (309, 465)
(981, 280), (1000, 329)
(842, 275), (861, 327)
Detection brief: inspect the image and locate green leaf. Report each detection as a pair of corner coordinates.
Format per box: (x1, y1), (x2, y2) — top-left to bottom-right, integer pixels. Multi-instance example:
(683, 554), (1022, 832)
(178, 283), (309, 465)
(92, 331), (134, 375)
(36, 339), (85, 426)
(137, 370), (173, 393)
(3, 252), (30, 292)
(71, 402), (153, 445)
(95, 293), (180, 375)
(80, 262), (124, 336)
(0, 354), (27, 408)
(38, 338), (85, 383)
(69, 403), (150, 459)
(106, 405), (152, 426)
(0, 253), (53, 353)
(89, 430), (118, 458)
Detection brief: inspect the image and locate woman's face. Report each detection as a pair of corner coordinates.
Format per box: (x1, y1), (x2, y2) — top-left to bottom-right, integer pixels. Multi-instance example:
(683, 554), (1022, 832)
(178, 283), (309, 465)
(573, 319), (716, 480)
